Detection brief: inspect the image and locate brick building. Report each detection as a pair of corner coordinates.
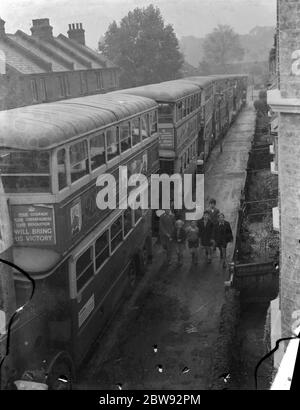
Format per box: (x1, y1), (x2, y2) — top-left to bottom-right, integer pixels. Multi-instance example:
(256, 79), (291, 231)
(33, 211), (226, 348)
(268, 0), (300, 367)
(0, 17), (119, 110)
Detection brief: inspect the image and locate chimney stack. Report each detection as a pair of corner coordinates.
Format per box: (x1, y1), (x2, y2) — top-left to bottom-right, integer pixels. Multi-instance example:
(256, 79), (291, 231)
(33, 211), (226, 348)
(67, 22), (85, 46)
(30, 18), (53, 40)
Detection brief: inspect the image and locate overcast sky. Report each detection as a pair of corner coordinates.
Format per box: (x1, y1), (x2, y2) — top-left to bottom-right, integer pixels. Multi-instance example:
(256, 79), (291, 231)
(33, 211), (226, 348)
(0, 0), (276, 48)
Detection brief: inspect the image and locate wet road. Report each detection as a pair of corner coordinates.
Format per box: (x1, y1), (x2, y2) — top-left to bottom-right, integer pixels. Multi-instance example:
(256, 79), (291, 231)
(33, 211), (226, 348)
(78, 106), (256, 390)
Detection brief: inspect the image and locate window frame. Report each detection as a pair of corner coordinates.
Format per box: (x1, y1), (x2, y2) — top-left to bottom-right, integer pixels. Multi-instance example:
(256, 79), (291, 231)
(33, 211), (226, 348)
(69, 139), (90, 184)
(106, 126), (120, 162)
(75, 246), (94, 294)
(95, 230), (110, 272)
(110, 214), (123, 253)
(90, 131), (107, 171)
(120, 121), (132, 153)
(31, 79), (38, 102)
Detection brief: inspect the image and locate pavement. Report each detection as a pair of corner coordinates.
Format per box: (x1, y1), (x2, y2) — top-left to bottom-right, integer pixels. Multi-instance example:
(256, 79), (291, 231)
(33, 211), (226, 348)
(78, 105), (256, 390)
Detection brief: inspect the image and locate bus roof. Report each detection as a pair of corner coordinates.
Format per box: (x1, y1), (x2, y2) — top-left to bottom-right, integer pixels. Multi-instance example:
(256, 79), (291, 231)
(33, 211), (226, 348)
(208, 74), (248, 80)
(116, 80), (200, 102)
(181, 77), (215, 87)
(0, 93), (157, 150)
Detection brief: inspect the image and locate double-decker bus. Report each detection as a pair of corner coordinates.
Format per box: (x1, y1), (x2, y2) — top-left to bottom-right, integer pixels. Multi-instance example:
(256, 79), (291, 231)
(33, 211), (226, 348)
(182, 77), (215, 160)
(209, 75), (248, 146)
(115, 81), (202, 175)
(0, 92), (159, 389)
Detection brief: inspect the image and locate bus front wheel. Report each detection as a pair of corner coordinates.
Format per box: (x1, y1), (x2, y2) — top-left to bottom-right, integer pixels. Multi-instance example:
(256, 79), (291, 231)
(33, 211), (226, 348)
(46, 352), (75, 390)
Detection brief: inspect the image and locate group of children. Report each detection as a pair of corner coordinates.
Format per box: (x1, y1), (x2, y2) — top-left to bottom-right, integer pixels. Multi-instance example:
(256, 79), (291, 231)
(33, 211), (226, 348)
(159, 199), (233, 268)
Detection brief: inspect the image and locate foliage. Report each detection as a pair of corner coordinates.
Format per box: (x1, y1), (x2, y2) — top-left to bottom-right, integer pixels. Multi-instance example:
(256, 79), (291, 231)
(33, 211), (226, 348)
(99, 4), (184, 88)
(199, 25), (244, 74)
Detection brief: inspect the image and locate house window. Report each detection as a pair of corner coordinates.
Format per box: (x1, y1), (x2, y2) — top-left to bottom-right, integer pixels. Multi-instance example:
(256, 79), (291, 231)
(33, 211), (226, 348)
(109, 70), (115, 87)
(80, 72), (88, 94)
(40, 78), (47, 101)
(96, 71), (104, 90)
(64, 75), (70, 96)
(31, 79), (38, 101)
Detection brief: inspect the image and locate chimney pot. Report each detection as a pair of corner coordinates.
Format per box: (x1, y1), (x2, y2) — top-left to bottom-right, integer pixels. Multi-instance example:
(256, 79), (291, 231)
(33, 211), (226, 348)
(67, 22), (85, 45)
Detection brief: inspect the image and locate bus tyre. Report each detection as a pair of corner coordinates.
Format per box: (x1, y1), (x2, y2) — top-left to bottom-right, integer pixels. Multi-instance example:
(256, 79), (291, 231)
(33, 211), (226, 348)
(46, 352), (75, 390)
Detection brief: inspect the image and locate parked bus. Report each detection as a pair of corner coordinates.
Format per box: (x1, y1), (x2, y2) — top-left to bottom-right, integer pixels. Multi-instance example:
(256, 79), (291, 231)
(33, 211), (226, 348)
(182, 77), (215, 160)
(0, 92), (159, 389)
(209, 75), (248, 147)
(115, 81), (202, 175)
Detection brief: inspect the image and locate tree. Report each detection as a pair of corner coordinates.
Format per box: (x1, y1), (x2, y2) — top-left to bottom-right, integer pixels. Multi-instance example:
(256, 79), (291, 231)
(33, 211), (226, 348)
(199, 25), (244, 74)
(99, 4), (184, 88)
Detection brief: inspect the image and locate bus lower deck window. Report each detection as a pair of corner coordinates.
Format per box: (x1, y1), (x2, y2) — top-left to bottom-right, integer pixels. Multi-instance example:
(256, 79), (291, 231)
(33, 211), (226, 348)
(123, 208), (133, 236)
(0, 149), (51, 192)
(111, 216), (123, 251)
(95, 231), (109, 270)
(76, 247), (94, 292)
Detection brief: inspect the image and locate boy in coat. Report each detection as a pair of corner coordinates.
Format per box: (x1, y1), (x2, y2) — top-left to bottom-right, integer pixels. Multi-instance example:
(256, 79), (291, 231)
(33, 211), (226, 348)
(213, 213), (233, 268)
(197, 211), (214, 263)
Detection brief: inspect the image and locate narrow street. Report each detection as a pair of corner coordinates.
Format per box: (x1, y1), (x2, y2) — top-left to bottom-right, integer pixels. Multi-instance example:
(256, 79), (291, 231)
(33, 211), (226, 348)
(78, 105), (256, 390)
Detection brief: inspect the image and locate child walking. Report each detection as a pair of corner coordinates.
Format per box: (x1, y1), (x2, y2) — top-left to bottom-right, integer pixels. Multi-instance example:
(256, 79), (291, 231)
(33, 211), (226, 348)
(186, 221), (199, 265)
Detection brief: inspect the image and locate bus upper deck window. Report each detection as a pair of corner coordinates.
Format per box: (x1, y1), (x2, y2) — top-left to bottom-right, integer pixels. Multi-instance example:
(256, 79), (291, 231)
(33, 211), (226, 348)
(107, 127), (120, 161)
(57, 148), (67, 190)
(90, 132), (106, 170)
(120, 122), (131, 152)
(141, 115), (150, 140)
(132, 118), (141, 146)
(0, 149), (51, 193)
(150, 111), (158, 135)
(176, 102), (182, 121)
(158, 104), (173, 123)
(70, 140), (89, 183)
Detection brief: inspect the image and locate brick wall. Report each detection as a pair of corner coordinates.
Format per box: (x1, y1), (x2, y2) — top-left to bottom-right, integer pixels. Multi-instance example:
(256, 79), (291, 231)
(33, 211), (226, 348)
(277, 0), (300, 337)
(278, 113), (300, 337)
(0, 67), (119, 110)
(278, 0), (300, 98)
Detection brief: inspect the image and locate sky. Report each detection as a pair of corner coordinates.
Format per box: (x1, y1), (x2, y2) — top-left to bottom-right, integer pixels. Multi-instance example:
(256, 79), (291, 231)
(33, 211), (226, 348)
(0, 0), (277, 49)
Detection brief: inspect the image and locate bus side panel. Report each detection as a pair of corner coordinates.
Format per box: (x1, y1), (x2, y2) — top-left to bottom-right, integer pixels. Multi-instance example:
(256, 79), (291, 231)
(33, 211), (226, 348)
(72, 213), (152, 366)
